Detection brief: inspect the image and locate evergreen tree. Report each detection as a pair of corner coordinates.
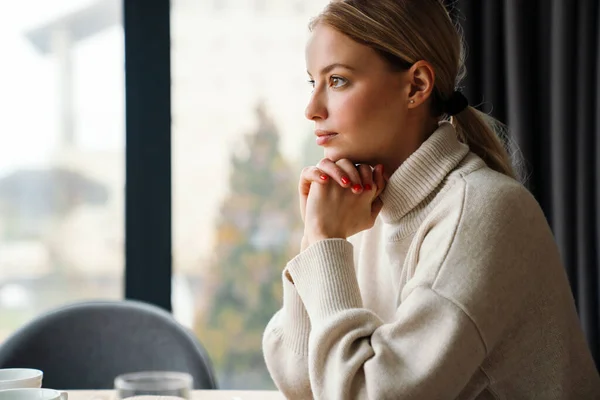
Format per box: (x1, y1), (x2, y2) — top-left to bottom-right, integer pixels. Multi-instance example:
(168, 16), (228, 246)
(194, 103), (302, 389)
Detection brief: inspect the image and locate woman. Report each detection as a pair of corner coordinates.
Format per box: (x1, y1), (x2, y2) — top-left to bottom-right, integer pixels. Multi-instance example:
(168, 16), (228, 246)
(262, 0), (600, 398)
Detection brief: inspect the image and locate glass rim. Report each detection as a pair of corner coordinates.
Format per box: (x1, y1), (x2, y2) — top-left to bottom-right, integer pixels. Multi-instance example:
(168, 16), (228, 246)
(114, 371), (193, 391)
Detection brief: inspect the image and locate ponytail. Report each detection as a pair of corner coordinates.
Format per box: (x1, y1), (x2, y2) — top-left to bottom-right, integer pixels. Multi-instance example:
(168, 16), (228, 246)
(452, 106), (522, 181)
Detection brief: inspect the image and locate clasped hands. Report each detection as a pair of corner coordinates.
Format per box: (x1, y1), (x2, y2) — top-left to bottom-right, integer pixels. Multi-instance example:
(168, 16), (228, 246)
(299, 158), (386, 250)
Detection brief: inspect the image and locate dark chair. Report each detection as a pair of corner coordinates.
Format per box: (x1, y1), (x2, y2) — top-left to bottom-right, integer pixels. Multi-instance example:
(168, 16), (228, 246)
(0, 300), (218, 390)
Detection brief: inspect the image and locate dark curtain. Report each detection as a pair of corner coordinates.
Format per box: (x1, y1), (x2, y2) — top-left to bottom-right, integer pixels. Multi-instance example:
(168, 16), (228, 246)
(445, 0), (600, 366)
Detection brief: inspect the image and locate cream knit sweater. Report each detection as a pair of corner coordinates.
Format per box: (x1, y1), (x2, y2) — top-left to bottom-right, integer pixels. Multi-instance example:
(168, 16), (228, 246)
(262, 122), (600, 399)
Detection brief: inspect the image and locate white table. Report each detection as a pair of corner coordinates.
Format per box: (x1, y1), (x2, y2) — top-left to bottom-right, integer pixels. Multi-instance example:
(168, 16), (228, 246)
(67, 390), (285, 400)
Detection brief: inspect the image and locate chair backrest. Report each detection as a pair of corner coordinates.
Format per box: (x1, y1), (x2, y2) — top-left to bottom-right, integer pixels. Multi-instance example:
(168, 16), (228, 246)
(0, 300), (217, 390)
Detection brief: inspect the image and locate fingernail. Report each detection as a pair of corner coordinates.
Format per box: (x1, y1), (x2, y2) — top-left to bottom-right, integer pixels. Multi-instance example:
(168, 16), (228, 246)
(341, 176), (350, 185)
(319, 174), (328, 180)
(364, 184), (372, 191)
(352, 184), (362, 192)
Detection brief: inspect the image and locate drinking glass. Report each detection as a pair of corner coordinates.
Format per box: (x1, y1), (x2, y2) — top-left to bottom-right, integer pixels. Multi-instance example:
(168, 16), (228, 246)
(114, 371), (193, 399)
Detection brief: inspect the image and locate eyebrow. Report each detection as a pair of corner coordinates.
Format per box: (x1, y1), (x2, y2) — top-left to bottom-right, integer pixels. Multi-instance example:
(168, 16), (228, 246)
(307, 63), (355, 77)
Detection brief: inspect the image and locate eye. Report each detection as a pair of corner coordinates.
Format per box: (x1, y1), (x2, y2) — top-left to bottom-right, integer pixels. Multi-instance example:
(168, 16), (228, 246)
(307, 79), (315, 88)
(330, 76), (348, 88)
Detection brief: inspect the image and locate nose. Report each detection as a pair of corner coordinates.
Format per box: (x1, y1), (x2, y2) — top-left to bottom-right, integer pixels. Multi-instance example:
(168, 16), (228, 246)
(305, 89), (328, 121)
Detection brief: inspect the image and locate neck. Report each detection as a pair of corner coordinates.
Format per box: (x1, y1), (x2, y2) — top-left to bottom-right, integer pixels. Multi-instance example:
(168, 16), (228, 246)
(381, 117), (441, 181)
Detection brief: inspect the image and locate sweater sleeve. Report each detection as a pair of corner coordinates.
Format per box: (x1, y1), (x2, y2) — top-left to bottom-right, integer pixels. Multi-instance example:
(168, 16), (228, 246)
(262, 270), (314, 399)
(287, 239), (487, 400)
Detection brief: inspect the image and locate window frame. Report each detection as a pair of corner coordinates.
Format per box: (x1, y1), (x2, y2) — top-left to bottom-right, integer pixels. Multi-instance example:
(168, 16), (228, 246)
(123, 0), (172, 311)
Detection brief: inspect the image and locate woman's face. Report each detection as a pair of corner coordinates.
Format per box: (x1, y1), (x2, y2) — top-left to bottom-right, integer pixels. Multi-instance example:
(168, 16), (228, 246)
(305, 23), (421, 170)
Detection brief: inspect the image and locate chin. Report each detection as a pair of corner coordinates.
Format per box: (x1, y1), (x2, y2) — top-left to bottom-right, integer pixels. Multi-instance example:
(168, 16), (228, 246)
(323, 148), (369, 165)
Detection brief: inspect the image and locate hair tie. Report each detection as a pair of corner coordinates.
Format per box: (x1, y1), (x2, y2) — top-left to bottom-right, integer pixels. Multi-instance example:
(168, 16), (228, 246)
(444, 91), (469, 116)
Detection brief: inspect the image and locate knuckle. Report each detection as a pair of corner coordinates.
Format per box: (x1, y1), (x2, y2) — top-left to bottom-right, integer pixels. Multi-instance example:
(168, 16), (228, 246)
(358, 164), (371, 174)
(301, 166), (312, 176)
(317, 158), (331, 168)
(337, 159), (356, 172)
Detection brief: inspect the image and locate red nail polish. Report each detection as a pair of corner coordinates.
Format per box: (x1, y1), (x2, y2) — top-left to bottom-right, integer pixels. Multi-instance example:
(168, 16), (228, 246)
(319, 174), (328, 180)
(352, 184), (362, 192)
(341, 176), (350, 185)
(364, 184), (372, 191)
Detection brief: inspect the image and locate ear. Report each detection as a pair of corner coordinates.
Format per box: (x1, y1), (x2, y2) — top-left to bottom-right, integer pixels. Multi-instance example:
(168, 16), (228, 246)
(406, 60), (435, 108)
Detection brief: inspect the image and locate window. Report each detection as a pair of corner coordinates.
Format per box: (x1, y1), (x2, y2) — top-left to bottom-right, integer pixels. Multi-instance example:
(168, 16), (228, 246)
(0, 0), (124, 342)
(254, 0), (267, 13)
(171, 0), (328, 389)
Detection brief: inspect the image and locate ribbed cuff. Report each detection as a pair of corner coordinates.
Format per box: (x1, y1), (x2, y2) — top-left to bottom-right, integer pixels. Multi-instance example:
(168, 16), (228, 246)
(287, 239), (363, 324)
(281, 270), (311, 355)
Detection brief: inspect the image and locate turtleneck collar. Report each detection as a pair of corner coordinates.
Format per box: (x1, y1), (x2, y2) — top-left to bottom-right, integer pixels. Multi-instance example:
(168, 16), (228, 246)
(380, 122), (470, 225)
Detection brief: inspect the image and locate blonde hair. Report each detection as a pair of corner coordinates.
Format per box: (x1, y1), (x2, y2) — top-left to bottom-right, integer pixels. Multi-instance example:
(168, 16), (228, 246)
(310, 0), (519, 180)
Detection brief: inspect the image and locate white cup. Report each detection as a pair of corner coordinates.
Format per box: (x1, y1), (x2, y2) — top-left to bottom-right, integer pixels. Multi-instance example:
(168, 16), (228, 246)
(0, 388), (67, 400)
(0, 369), (43, 390)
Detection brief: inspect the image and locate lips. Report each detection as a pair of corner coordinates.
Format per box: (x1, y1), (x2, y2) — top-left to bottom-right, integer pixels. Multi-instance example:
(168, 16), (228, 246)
(315, 130), (338, 146)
